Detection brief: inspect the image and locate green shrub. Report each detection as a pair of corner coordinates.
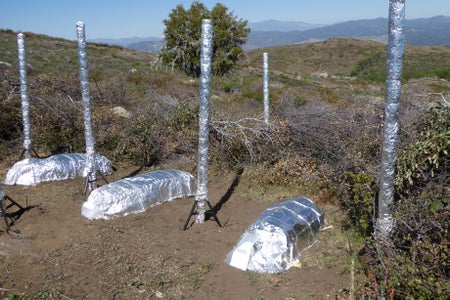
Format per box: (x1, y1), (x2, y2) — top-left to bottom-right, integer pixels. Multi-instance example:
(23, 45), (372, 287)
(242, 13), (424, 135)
(115, 114), (162, 167)
(395, 102), (450, 194)
(223, 82), (241, 93)
(436, 68), (450, 81)
(0, 99), (22, 142)
(343, 171), (376, 236)
(159, 2), (249, 77)
(317, 86), (340, 103)
(168, 101), (199, 131)
(389, 195), (450, 299)
(34, 110), (85, 154)
(126, 70), (151, 85)
(293, 95), (308, 107)
(361, 100), (450, 300)
(351, 52), (385, 78)
(390, 101), (450, 298)
(241, 90), (263, 102)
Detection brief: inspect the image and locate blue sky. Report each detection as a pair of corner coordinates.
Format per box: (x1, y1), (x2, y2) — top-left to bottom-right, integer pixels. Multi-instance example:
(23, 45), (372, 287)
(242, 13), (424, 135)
(1, 0), (449, 40)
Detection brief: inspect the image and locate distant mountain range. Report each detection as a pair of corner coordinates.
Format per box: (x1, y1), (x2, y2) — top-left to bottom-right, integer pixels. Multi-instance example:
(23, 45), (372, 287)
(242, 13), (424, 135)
(90, 15), (450, 54)
(245, 15), (450, 49)
(248, 19), (324, 32)
(89, 36), (161, 47)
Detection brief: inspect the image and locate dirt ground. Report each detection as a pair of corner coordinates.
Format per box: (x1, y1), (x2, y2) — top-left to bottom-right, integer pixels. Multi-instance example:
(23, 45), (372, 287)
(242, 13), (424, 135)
(0, 164), (352, 300)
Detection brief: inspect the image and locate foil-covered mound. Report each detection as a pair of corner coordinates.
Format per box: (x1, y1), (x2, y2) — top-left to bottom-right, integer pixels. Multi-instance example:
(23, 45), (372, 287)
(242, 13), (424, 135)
(4, 153), (113, 186)
(81, 169), (196, 220)
(225, 197), (325, 274)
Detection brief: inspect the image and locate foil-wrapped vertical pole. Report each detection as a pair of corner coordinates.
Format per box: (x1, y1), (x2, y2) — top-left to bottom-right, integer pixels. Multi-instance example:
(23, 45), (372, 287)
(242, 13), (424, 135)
(76, 21), (97, 191)
(376, 0), (405, 241)
(17, 33), (32, 159)
(195, 19), (213, 223)
(263, 52), (270, 126)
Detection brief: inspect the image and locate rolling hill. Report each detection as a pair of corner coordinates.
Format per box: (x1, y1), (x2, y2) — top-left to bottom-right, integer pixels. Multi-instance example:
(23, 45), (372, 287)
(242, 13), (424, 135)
(243, 38), (450, 82)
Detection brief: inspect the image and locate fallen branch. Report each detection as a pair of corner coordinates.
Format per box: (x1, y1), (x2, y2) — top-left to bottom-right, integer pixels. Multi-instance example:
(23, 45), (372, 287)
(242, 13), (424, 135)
(210, 116), (279, 164)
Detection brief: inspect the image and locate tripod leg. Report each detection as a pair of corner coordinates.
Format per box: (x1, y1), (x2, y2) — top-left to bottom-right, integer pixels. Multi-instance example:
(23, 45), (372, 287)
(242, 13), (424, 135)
(0, 199), (10, 232)
(183, 201), (198, 231)
(206, 200), (222, 228)
(97, 170), (109, 185)
(31, 148), (39, 158)
(83, 176), (89, 195)
(18, 149), (26, 160)
(5, 196), (24, 210)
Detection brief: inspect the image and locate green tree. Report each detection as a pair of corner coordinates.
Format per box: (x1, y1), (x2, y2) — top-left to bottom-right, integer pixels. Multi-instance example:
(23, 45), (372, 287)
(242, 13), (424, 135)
(159, 1), (250, 77)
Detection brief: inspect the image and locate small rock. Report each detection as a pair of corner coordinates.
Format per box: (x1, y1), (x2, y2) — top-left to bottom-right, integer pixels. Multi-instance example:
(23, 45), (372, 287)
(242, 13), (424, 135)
(111, 106), (131, 118)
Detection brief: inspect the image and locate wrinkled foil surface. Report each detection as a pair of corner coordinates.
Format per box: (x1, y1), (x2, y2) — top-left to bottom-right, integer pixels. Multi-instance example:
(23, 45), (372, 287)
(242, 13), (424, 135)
(225, 197), (325, 274)
(81, 169), (196, 220)
(4, 153), (113, 186)
(377, 0), (405, 239)
(17, 33), (32, 158)
(76, 21), (97, 189)
(195, 19), (213, 223)
(263, 52), (269, 126)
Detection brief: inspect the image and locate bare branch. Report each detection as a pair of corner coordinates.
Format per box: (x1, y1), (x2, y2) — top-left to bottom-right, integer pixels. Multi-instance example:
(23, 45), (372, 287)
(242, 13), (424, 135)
(210, 116), (280, 165)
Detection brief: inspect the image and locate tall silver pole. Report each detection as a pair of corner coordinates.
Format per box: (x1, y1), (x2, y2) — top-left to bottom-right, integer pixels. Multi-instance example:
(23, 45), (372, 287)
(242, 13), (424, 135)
(195, 19), (213, 224)
(263, 52), (269, 126)
(376, 0), (405, 241)
(17, 33), (32, 159)
(76, 21), (97, 191)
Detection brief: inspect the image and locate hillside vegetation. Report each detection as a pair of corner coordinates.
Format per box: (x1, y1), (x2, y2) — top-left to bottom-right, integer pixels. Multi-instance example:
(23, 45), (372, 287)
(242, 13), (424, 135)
(1, 29), (449, 299)
(244, 38), (450, 81)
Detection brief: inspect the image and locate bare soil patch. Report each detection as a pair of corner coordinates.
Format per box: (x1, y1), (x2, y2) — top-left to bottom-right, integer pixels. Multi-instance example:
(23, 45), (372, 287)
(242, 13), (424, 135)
(0, 165), (351, 299)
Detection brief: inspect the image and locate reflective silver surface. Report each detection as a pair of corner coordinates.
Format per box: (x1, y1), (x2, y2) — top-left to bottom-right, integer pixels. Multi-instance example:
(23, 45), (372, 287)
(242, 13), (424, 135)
(4, 153), (113, 186)
(377, 0), (405, 239)
(195, 19), (213, 223)
(17, 33), (32, 158)
(225, 197), (325, 274)
(263, 52), (269, 126)
(76, 21), (97, 190)
(81, 169), (196, 220)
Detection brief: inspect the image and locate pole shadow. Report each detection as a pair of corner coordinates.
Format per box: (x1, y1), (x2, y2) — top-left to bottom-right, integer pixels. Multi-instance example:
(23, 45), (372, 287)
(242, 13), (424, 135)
(183, 167), (244, 230)
(122, 164), (145, 179)
(204, 167), (244, 223)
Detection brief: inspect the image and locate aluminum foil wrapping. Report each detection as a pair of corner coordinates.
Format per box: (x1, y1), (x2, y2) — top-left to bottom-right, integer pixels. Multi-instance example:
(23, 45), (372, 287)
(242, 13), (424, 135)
(76, 21), (97, 190)
(3, 153), (113, 186)
(263, 52), (269, 126)
(81, 169), (196, 220)
(377, 0), (405, 239)
(195, 19), (213, 223)
(17, 33), (32, 158)
(225, 197), (325, 274)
